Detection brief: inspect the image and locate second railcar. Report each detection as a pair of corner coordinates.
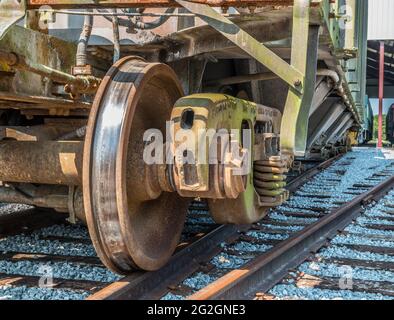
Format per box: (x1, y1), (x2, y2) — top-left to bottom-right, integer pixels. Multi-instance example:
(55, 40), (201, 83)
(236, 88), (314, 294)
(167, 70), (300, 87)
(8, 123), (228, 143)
(386, 104), (394, 144)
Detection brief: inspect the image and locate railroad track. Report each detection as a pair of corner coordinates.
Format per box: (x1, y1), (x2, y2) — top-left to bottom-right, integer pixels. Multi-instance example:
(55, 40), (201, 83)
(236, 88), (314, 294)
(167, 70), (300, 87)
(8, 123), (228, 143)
(0, 148), (393, 300)
(88, 148), (394, 300)
(191, 172), (394, 300)
(87, 154), (341, 300)
(0, 153), (335, 300)
(264, 178), (394, 300)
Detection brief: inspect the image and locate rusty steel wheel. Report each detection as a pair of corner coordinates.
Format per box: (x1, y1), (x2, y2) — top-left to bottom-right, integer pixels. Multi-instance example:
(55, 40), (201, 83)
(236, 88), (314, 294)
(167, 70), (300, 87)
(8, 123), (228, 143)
(83, 56), (190, 273)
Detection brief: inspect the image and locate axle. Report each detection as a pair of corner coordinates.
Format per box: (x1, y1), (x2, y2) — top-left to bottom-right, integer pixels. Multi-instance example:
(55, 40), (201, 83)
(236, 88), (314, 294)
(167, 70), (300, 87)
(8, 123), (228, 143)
(0, 49), (101, 95)
(0, 94), (288, 224)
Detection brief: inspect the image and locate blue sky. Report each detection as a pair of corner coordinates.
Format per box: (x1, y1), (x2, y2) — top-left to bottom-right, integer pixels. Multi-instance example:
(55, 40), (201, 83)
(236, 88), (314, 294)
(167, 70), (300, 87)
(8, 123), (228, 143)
(369, 98), (394, 115)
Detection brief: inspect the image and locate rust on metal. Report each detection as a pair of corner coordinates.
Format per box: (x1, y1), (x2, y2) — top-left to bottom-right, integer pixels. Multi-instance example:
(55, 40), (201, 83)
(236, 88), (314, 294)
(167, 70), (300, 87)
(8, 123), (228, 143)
(83, 56), (191, 274)
(187, 175), (394, 300)
(0, 125), (83, 141)
(88, 155), (333, 300)
(27, 0), (295, 9)
(0, 49), (101, 95)
(0, 91), (91, 110)
(0, 141), (83, 185)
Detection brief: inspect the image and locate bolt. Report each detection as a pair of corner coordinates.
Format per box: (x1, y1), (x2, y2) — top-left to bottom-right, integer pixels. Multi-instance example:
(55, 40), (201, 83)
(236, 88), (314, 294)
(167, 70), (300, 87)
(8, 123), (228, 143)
(248, 5), (256, 14)
(294, 79), (302, 87)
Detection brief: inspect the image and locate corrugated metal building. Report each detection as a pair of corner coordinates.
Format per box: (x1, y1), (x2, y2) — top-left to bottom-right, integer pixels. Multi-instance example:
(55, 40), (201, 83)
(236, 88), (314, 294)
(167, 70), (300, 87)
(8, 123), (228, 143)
(367, 0), (394, 100)
(368, 0), (394, 40)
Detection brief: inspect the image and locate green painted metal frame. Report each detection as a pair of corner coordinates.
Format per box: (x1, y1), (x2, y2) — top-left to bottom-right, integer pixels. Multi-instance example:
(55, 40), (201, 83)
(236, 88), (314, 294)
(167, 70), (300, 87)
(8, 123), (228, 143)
(177, 0), (318, 157)
(280, 0), (319, 157)
(176, 0), (304, 95)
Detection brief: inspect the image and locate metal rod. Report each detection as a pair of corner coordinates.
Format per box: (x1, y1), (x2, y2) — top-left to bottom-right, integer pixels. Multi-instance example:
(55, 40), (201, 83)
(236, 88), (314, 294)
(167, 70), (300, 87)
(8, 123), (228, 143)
(76, 9), (93, 67)
(111, 9), (121, 63)
(378, 41), (385, 149)
(0, 91), (91, 110)
(36, 8), (237, 17)
(27, 0), (288, 9)
(205, 72), (278, 87)
(39, 9), (196, 16)
(0, 50), (100, 94)
(0, 141), (83, 185)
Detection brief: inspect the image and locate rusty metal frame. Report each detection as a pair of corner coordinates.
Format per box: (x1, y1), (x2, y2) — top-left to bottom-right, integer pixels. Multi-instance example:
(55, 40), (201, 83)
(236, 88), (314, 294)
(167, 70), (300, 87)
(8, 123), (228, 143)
(26, 0), (293, 9)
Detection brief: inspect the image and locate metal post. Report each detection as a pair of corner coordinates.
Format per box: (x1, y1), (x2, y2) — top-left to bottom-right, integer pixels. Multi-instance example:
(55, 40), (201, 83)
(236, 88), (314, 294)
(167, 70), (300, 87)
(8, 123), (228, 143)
(279, 0), (319, 157)
(378, 41), (385, 148)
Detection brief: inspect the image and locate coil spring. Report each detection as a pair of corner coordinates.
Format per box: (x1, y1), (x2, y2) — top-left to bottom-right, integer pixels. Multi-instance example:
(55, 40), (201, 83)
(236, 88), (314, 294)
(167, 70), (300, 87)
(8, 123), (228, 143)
(253, 156), (290, 206)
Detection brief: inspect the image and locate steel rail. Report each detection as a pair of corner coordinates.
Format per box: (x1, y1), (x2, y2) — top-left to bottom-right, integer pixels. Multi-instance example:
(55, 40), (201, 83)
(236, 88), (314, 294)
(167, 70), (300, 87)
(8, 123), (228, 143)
(87, 224), (241, 300)
(87, 155), (340, 300)
(188, 174), (394, 300)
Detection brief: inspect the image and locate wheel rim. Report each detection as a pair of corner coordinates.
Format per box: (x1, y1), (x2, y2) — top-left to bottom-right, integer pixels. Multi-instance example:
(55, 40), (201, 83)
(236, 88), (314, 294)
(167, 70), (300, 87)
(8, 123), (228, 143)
(83, 56), (190, 273)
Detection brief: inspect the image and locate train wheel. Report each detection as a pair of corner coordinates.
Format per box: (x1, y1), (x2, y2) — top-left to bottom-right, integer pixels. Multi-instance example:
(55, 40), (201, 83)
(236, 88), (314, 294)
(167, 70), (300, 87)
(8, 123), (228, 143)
(83, 56), (191, 273)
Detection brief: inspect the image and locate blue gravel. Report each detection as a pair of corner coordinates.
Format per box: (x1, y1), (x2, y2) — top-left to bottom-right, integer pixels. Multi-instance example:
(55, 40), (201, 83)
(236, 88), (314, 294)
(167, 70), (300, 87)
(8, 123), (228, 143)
(0, 204), (34, 217)
(275, 207), (320, 215)
(210, 253), (250, 269)
(268, 212), (318, 224)
(0, 285), (89, 300)
(161, 292), (184, 300)
(269, 284), (392, 300)
(358, 217), (394, 226)
(246, 230), (289, 241)
(186, 216), (215, 225)
(230, 241), (272, 253)
(0, 234), (96, 257)
(332, 233), (394, 249)
(364, 210), (394, 219)
(299, 262), (394, 283)
(260, 224), (304, 232)
(284, 198), (335, 210)
(0, 260), (120, 283)
(37, 224), (90, 240)
(341, 224), (394, 238)
(319, 245), (394, 263)
(183, 272), (218, 290)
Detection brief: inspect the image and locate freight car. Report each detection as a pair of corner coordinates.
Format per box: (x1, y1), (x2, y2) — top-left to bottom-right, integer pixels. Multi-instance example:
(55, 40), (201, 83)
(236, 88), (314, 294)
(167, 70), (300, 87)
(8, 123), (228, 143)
(0, 0), (368, 274)
(386, 104), (394, 144)
(362, 98), (374, 144)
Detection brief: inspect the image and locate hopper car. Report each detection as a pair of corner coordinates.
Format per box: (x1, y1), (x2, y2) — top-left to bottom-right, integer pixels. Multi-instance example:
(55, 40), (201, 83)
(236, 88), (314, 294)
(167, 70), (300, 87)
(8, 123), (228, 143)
(386, 104), (394, 145)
